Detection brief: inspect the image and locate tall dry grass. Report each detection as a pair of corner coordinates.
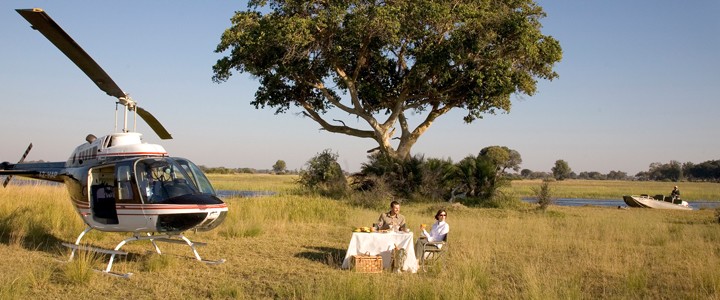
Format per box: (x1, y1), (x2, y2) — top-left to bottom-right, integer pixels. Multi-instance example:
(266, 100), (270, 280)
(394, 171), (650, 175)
(0, 177), (718, 299)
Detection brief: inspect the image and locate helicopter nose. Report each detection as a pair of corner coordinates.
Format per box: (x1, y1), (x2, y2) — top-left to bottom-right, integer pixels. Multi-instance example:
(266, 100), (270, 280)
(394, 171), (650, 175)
(157, 213), (208, 232)
(195, 210), (228, 232)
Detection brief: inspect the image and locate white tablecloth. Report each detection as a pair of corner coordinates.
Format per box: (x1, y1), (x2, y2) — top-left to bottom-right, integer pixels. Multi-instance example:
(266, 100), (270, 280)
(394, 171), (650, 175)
(341, 232), (418, 273)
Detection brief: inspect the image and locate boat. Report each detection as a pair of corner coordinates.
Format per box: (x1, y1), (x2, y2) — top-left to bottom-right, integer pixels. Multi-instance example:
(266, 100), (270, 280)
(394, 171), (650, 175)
(622, 194), (692, 210)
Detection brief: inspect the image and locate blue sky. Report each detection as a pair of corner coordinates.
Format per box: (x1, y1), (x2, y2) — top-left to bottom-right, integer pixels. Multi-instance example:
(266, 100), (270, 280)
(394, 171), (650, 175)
(1, 1), (718, 175)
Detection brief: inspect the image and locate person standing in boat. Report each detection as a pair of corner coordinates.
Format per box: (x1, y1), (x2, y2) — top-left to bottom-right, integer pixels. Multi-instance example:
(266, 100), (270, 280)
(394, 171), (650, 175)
(670, 186), (681, 200)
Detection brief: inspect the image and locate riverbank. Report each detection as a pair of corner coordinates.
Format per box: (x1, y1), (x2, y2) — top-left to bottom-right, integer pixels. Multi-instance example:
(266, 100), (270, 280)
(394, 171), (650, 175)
(506, 179), (720, 201)
(522, 198), (720, 210)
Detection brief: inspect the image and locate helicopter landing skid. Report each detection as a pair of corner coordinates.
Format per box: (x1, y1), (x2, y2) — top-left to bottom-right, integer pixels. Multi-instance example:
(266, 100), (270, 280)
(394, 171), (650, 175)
(63, 227), (225, 278)
(149, 237), (226, 264)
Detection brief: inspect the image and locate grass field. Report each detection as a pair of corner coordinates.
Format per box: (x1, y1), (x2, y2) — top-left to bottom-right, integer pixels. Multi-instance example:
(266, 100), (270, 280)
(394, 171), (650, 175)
(0, 176), (718, 299)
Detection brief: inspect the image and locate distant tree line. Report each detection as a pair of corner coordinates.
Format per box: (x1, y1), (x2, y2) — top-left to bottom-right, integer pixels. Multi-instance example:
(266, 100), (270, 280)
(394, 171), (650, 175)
(198, 165), (298, 175)
(515, 159), (720, 182)
(635, 160), (720, 182)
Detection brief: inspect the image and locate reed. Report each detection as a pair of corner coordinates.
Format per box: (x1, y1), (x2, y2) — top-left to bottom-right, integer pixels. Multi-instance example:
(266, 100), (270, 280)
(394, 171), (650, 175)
(0, 178), (718, 299)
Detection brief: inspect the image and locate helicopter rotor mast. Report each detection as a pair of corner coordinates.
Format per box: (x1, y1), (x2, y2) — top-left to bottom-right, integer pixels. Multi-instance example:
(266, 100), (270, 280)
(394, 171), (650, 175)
(16, 8), (172, 140)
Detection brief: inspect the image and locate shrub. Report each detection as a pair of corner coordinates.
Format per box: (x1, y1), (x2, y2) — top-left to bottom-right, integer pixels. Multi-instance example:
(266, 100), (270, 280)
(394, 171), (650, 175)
(453, 154), (506, 203)
(420, 158), (457, 201)
(357, 153), (426, 199)
(297, 149), (348, 198)
(533, 180), (554, 210)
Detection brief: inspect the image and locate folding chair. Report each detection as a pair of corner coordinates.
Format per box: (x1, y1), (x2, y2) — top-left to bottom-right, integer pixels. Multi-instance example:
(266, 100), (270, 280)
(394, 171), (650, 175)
(419, 234), (448, 272)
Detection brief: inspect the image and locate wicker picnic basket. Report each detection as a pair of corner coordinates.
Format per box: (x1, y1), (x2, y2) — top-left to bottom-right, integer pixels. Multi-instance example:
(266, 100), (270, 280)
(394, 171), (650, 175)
(351, 253), (383, 273)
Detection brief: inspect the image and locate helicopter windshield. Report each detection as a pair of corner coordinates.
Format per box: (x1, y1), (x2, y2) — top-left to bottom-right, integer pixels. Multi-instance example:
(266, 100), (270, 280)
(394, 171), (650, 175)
(135, 158), (200, 203)
(173, 158), (216, 195)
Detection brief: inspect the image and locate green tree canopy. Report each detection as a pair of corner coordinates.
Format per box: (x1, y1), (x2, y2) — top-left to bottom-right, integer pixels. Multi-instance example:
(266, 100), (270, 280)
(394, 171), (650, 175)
(214, 0), (562, 160)
(272, 159), (287, 173)
(479, 145), (522, 174)
(552, 159), (572, 181)
(298, 149), (348, 197)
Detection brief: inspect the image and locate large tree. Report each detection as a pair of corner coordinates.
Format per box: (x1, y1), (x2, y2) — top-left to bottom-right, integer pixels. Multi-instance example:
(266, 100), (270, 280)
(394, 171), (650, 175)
(272, 159), (287, 173)
(213, 0), (562, 160)
(479, 145), (522, 175)
(552, 159), (572, 181)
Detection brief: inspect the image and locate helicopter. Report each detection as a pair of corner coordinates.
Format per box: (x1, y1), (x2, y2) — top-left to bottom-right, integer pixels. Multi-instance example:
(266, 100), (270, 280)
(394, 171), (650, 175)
(0, 8), (228, 278)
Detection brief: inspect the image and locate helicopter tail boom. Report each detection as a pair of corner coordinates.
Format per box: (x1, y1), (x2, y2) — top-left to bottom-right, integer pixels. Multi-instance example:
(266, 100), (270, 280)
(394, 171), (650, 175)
(0, 161), (66, 185)
(2, 143), (33, 187)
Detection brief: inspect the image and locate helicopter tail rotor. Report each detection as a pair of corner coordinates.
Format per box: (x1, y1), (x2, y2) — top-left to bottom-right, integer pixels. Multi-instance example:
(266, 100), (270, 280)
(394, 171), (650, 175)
(2, 143), (33, 188)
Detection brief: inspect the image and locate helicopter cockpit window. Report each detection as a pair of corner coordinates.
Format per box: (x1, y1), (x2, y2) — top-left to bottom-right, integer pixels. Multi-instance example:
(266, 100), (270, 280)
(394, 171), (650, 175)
(174, 158), (216, 195)
(135, 158), (199, 204)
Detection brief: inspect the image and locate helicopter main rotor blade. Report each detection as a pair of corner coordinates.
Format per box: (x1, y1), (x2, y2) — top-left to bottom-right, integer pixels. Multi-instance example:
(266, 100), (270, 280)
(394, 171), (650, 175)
(136, 107), (172, 140)
(17, 8), (173, 140)
(16, 8), (125, 99)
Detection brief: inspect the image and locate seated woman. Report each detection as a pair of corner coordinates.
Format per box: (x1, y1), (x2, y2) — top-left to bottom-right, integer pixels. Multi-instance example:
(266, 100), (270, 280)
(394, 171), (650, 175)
(415, 209), (449, 261)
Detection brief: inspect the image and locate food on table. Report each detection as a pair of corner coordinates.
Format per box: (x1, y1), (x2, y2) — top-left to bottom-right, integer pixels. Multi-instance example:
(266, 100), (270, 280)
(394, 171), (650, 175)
(353, 226), (372, 233)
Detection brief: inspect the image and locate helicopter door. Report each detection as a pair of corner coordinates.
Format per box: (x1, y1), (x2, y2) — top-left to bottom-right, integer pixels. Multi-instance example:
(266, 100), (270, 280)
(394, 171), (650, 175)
(116, 164), (136, 202)
(115, 161), (152, 230)
(89, 166), (119, 225)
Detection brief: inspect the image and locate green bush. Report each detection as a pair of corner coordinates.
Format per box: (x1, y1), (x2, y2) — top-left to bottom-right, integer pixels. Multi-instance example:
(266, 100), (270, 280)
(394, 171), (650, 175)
(532, 180), (554, 210)
(351, 146), (522, 205)
(420, 158), (458, 201)
(358, 153), (425, 199)
(454, 155), (506, 201)
(297, 149), (348, 198)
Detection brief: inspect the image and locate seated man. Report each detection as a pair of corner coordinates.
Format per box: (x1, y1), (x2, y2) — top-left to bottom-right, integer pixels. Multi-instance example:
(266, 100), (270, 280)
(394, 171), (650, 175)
(670, 186), (681, 200)
(377, 200), (406, 231)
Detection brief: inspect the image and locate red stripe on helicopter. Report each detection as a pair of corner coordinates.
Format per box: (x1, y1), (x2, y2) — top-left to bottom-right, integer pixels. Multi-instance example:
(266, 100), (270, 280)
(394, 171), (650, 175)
(97, 152), (168, 157)
(72, 204), (227, 211)
(74, 204), (227, 210)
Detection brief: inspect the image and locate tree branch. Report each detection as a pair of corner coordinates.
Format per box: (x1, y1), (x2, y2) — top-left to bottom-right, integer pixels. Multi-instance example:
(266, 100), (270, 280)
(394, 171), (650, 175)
(333, 66), (387, 135)
(332, 119), (347, 127)
(411, 103), (451, 138)
(308, 80), (356, 114)
(299, 101), (375, 138)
